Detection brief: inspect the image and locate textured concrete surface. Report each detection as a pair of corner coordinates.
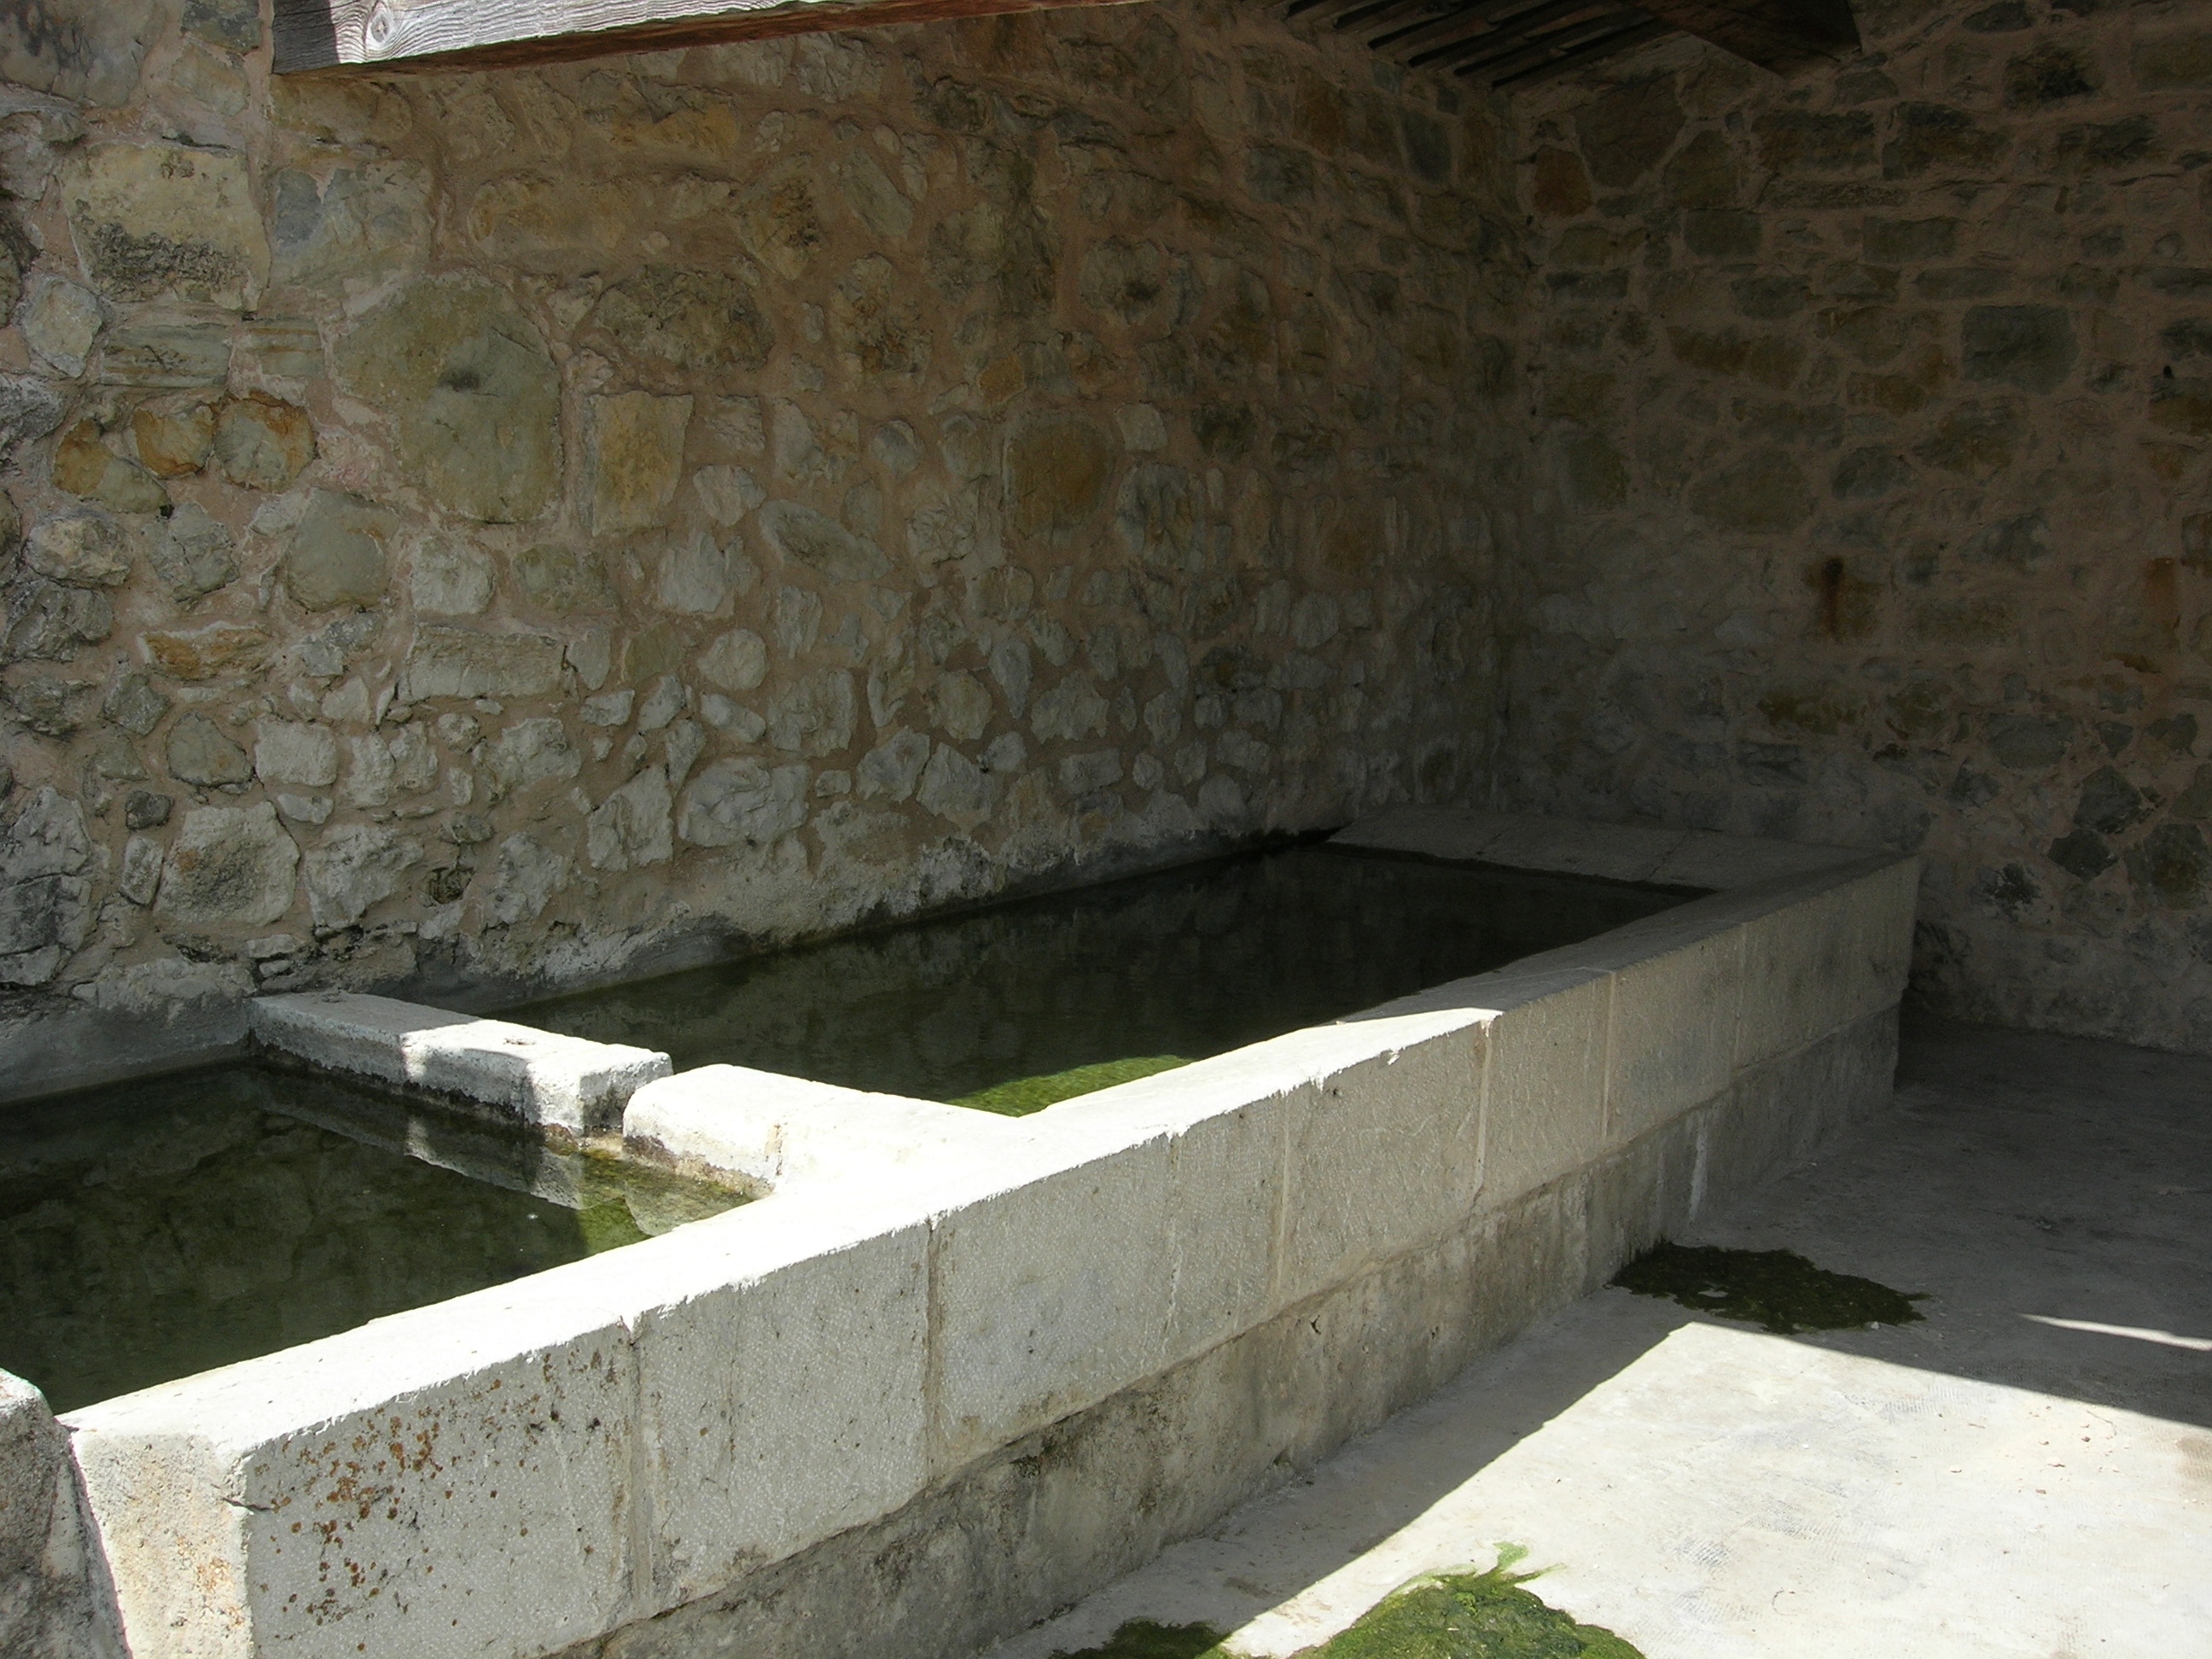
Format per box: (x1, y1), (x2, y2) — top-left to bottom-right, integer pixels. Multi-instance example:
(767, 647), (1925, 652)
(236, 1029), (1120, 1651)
(989, 1016), (2212, 1658)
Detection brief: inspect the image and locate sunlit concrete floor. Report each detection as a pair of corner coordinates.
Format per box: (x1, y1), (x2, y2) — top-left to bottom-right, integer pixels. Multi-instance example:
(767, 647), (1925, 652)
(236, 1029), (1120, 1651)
(987, 1017), (2212, 1657)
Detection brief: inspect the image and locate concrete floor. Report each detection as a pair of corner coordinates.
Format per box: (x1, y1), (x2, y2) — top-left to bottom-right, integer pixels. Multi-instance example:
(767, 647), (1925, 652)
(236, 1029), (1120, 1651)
(987, 1017), (2212, 1658)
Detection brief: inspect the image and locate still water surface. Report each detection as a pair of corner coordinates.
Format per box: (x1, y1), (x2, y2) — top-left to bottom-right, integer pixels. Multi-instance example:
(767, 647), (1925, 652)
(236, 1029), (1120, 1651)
(517, 842), (1693, 1112)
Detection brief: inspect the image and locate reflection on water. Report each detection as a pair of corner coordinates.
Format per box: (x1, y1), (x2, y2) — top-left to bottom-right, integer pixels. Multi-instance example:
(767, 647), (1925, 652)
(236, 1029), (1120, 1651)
(0, 1065), (743, 1412)
(515, 843), (1693, 1112)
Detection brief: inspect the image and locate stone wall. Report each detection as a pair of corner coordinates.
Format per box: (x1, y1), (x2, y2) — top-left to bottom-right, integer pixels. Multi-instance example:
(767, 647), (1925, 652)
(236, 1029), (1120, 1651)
(0, 0), (1517, 1097)
(1497, 0), (2212, 1052)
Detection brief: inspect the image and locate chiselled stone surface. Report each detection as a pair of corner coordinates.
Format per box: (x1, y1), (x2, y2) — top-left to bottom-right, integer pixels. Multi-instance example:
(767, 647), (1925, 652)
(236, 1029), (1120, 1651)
(335, 276), (562, 523)
(155, 802), (297, 926)
(62, 143), (268, 308)
(399, 626), (564, 701)
(284, 492), (394, 612)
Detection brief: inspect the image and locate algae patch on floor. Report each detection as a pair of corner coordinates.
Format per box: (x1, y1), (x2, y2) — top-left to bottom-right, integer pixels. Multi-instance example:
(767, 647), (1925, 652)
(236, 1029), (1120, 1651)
(1048, 1557), (1644, 1658)
(1049, 1620), (1230, 1659)
(950, 1055), (1190, 1115)
(1612, 1241), (1925, 1334)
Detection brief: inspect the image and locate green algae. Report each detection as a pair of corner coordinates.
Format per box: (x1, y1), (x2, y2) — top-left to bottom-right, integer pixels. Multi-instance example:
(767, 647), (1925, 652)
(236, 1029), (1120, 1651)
(1049, 1554), (1644, 1659)
(1611, 1241), (1925, 1334)
(949, 1055), (1190, 1115)
(1050, 1620), (1231, 1659)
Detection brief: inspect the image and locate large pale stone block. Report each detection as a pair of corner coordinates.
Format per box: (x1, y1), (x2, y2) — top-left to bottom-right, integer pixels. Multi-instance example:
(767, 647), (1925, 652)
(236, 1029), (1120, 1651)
(1589, 916), (1747, 1145)
(623, 1063), (1011, 1190)
(1737, 856), (1919, 1066)
(1267, 1015), (1486, 1307)
(67, 1281), (641, 1659)
(62, 143), (268, 308)
(250, 991), (668, 1136)
(926, 1131), (1177, 1472)
(1466, 964), (1614, 1207)
(1045, 1049), (1299, 1364)
(614, 1202), (933, 1605)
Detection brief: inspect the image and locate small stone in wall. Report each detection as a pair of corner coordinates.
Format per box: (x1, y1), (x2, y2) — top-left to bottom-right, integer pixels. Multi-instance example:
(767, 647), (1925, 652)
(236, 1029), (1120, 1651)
(758, 500), (889, 583)
(589, 266), (773, 376)
(53, 420), (166, 514)
(3, 674), (96, 736)
(148, 503), (238, 599)
(62, 143), (269, 309)
(26, 512), (132, 586)
(182, 0), (261, 50)
(917, 742), (993, 828)
(304, 824), (422, 929)
(487, 832), (567, 925)
(212, 396), (315, 491)
(0, 375), (64, 461)
(410, 538), (495, 615)
(587, 769), (672, 871)
(698, 628), (768, 692)
(699, 696), (765, 741)
(399, 625), (563, 701)
(678, 758), (808, 846)
(857, 728), (930, 801)
(693, 464), (765, 527)
(155, 801), (298, 927)
(480, 717), (581, 800)
(139, 620), (269, 681)
(3, 581), (112, 662)
(284, 492), (394, 611)
(585, 392), (691, 537)
(512, 543), (614, 614)
(335, 276), (562, 524)
(655, 531), (754, 614)
(767, 668), (857, 756)
(123, 789), (171, 830)
(118, 833), (163, 905)
(166, 713), (251, 786)
(21, 276), (102, 377)
(253, 719), (339, 789)
(95, 321), (230, 390)
(870, 420), (921, 478)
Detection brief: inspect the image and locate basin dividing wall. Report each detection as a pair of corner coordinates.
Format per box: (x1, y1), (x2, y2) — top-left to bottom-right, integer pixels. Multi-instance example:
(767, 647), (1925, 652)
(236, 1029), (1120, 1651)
(36, 811), (1918, 1659)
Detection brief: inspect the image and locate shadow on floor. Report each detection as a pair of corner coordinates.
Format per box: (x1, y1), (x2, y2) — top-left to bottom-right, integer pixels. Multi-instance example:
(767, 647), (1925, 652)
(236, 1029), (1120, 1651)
(987, 1012), (2212, 1658)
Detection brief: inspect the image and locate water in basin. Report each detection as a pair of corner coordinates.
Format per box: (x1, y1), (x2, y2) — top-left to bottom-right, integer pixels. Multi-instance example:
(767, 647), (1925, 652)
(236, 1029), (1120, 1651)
(514, 841), (1695, 1114)
(0, 1064), (744, 1412)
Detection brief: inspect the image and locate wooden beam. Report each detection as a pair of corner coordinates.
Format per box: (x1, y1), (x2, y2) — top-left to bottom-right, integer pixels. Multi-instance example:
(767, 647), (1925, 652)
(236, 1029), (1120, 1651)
(273, 0), (1144, 75)
(1634, 0), (1858, 76)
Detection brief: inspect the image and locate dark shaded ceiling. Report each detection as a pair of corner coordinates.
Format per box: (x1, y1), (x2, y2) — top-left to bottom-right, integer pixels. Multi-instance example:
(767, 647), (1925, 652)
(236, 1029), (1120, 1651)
(1282, 0), (1860, 92)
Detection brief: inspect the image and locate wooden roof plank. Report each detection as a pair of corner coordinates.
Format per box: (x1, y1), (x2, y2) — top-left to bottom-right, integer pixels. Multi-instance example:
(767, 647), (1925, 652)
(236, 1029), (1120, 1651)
(273, 0), (1144, 74)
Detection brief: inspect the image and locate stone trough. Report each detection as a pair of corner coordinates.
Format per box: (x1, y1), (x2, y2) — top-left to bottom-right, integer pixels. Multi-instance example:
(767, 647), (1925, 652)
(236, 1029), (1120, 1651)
(5, 809), (1918, 1659)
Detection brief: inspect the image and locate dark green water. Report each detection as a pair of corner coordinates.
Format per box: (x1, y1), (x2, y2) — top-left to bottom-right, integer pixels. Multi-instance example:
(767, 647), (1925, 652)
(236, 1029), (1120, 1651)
(0, 1065), (742, 1412)
(515, 844), (1693, 1114)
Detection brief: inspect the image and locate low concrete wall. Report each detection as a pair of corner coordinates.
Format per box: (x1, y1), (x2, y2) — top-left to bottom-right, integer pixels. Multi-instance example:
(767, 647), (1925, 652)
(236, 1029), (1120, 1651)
(55, 812), (1918, 1659)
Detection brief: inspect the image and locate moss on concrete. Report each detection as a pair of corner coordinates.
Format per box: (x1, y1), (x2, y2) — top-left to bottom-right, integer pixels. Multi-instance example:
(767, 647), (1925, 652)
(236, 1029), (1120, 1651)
(1050, 1620), (1231, 1659)
(1612, 1241), (1924, 1334)
(949, 1055), (1190, 1115)
(1048, 1554), (1644, 1658)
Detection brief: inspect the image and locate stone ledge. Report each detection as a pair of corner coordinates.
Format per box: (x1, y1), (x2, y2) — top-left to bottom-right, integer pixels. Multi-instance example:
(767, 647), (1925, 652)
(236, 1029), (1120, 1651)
(249, 990), (670, 1138)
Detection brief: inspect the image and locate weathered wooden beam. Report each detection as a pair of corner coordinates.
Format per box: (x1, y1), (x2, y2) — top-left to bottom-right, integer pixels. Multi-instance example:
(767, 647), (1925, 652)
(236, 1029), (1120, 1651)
(1635, 0), (1858, 76)
(272, 0), (1144, 74)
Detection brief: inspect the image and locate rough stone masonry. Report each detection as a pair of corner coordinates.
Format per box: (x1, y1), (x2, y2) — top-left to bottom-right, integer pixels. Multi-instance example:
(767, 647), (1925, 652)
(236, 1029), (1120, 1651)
(1496, 0), (2212, 1054)
(0, 0), (1514, 1092)
(0, 0), (2206, 1091)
